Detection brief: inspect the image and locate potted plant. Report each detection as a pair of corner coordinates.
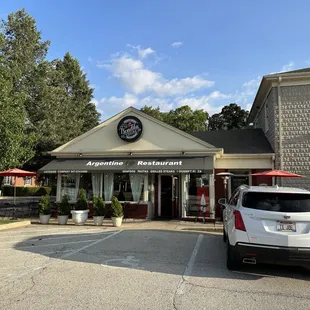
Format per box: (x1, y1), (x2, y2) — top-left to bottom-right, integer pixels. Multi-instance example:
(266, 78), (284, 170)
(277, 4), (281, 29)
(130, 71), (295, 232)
(38, 194), (51, 224)
(57, 194), (71, 225)
(71, 189), (89, 225)
(111, 196), (123, 227)
(93, 195), (105, 226)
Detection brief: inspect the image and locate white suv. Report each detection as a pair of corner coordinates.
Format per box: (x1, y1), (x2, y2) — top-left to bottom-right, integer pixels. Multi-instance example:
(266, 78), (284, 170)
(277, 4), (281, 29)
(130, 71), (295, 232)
(222, 185), (310, 270)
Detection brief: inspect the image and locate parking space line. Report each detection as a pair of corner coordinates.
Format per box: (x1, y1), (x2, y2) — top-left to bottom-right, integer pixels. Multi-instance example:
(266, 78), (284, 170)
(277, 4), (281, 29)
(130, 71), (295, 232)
(175, 234), (204, 297)
(0, 230), (123, 285)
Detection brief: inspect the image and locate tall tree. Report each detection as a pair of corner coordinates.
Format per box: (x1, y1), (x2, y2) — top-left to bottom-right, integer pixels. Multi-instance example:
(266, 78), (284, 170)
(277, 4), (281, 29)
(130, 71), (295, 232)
(165, 106), (209, 132)
(208, 103), (249, 131)
(55, 52), (100, 133)
(141, 106), (164, 121)
(1, 9), (50, 93)
(141, 105), (208, 132)
(0, 9), (100, 167)
(0, 53), (35, 170)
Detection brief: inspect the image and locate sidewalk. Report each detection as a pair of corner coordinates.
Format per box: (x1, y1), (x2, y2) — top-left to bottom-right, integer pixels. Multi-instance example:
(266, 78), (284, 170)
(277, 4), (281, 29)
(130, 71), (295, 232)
(30, 218), (223, 233)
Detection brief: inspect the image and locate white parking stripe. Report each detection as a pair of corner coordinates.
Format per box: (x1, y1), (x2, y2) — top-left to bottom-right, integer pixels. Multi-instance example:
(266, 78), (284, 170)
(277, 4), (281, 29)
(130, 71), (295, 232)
(175, 234), (203, 297)
(0, 230), (122, 284)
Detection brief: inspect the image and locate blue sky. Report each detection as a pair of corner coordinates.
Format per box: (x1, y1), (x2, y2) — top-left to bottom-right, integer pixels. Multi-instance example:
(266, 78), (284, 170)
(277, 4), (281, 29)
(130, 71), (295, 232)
(1, 1), (310, 119)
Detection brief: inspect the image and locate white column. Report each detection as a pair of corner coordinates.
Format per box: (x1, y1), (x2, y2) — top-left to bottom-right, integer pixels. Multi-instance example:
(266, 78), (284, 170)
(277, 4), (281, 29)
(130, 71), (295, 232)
(143, 174), (149, 201)
(99, 173), (103, 198)
(209, 173), (215, 219)
(181, 174), (189, 218)
(56, 173), (61, 202)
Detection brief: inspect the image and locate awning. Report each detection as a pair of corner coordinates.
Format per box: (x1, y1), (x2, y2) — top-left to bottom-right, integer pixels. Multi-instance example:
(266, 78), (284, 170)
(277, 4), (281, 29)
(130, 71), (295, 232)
(39, 157), (214, 174)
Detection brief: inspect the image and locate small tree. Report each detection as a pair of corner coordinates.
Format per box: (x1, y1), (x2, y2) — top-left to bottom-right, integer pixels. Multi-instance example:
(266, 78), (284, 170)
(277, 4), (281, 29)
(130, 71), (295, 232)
(93, 195), (105, 216)
(111, 196), (123, 218)
(38, 194), (51, 215)
(58, 194), (71, 216)
(75, 189), (88, 210)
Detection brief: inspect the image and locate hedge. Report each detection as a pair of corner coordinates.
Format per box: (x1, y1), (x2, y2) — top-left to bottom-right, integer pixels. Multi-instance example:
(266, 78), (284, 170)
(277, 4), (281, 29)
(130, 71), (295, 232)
(1, 186), (54, 197)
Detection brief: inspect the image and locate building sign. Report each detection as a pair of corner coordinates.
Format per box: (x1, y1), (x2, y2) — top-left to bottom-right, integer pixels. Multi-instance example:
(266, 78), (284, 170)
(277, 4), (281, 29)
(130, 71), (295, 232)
(40, 157), (214, 174)
(117, 116), (143, 142)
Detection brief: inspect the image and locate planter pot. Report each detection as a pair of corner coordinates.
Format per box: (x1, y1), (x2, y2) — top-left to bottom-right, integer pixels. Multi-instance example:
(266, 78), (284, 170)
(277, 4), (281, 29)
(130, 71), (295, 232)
(39, 214), (51, 224)
(111, 216), (123, 227)
(71, 210), (89, 225)
(93, 216), (104, 226)
(58, 215), (69, 225)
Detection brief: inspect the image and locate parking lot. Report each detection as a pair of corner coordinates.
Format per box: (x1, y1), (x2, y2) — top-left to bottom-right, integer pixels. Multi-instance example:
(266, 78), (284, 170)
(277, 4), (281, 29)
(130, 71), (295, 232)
(0, 225), (310, 310)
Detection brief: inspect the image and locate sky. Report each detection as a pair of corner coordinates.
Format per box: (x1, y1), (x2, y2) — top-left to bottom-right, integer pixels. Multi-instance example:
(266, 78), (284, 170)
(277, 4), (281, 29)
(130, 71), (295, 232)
(1, 1), (310, 120)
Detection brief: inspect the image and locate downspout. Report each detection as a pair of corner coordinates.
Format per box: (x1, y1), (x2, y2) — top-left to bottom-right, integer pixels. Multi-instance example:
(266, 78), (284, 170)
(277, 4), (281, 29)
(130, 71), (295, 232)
(277, 77), (283, 184)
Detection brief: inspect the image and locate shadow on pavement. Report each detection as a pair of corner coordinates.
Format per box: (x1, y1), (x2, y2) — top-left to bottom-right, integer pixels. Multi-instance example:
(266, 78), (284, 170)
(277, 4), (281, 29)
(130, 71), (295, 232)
(13, 229), (310, 281)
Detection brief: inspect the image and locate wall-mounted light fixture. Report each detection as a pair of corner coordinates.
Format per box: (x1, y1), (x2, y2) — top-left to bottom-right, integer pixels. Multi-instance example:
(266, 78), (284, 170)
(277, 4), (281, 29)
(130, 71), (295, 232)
(181, 151), (185, 155)
(77, 153), (83, 157)
(129, 152), (133, 156)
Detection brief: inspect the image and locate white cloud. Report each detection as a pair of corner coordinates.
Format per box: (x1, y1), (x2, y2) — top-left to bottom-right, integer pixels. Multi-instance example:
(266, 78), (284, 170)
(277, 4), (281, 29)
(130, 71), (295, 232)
(99, 54), (214, 96)
(305, 60), (310, 66)
(171, 41), (183, 48)
(242, 76), (261, 96)
(88, 57), (93, 62)
(280, 61), (295, 72)
(138, 47), (155, 59)
(91, 99), (99, 106)
(126, 44), (156, 59)
(98, 90), (231, 117)
(100, 93), (138, 108)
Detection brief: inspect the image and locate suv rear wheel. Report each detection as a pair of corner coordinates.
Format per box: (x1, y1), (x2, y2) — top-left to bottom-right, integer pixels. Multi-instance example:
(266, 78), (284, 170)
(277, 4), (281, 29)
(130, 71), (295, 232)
(226, 239), (241, 270)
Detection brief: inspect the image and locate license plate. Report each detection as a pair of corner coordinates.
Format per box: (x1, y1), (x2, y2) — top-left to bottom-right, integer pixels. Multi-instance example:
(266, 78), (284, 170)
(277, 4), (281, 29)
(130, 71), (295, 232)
(277, 221), (296, 232)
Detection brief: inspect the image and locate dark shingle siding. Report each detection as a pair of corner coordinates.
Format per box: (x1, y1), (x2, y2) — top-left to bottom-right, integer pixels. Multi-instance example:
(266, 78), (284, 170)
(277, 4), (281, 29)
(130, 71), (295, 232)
(191, 128), (274, 154)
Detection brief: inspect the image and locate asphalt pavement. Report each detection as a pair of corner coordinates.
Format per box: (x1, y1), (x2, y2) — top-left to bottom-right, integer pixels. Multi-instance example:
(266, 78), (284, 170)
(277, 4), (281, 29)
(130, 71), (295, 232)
(0, 224), (310, 310)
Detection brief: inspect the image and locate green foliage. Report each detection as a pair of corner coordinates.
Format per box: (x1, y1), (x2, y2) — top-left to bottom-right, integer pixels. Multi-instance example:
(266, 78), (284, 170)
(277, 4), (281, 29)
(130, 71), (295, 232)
(75, 189), (88, 210)
(93, 195), (105, 216)
(141, 105), (208, 132)
(38, 194), (51, 215)
(208, 103), (249, 131)
(2, 186), (52, 196)
(58, 194), (71, 216)
(111, 196), (123, 218)
(0, 9), (100, 170)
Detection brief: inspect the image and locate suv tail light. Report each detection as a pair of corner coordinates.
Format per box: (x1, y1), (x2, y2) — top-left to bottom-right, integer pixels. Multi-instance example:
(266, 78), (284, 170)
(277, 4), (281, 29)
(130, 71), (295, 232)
(234, 210), (246, 231)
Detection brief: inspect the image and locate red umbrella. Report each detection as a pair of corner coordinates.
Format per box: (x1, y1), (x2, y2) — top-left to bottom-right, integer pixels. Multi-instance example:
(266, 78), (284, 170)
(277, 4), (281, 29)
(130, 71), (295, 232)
(0, 168), (37, 204)
(250, 169), (304, 178)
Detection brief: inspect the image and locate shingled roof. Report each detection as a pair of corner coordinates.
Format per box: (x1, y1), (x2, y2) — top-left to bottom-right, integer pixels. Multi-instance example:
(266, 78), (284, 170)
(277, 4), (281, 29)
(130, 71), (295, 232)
(191, 128), (274, 154)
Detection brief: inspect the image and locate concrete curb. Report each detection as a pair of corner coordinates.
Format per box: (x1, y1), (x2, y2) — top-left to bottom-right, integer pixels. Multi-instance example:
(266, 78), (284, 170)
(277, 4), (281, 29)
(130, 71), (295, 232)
(0, 220), (31, 231)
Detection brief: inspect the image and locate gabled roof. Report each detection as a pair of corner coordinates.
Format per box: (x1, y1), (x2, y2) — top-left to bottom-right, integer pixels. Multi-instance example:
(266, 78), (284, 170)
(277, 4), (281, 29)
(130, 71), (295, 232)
(51, 106), (221, 157)
(191, 128), (274, 154)
(248, 67), (310, 123)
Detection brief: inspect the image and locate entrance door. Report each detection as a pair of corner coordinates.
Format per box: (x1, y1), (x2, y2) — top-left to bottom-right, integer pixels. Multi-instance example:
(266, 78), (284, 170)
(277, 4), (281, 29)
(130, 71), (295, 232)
(160, 175), (180, 218)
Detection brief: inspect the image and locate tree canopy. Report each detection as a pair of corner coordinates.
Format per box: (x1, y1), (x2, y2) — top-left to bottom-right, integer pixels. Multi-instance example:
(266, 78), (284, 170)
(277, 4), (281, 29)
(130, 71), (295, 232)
(141, 103), (249, 133)
(208, 103), (249, 131)
(0, 9), (100, 170)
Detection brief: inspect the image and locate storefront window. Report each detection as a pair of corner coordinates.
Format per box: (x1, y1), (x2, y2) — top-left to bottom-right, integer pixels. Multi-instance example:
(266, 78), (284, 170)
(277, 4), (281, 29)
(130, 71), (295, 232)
(113, 173), (144, 202)
(61, 174), (80, 201)
(229, 170), (250, 194)
(185, 173), (210, 213)
(80, 174), (93, 200)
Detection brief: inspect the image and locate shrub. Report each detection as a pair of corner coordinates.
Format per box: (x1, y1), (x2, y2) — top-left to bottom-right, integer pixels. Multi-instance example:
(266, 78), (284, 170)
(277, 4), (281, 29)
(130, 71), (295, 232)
(111, 196), (123, 218)
(2, 186), (52, 196)
(75, 189), (88, 210)
(38, 194), (51, 215)
(58, 194), (71, 216)
(93, 195), (105, 216)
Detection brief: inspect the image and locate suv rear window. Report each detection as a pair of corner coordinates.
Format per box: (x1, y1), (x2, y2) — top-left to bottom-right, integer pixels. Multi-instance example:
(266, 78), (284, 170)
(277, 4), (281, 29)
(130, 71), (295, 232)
(242, 192), (310, 212)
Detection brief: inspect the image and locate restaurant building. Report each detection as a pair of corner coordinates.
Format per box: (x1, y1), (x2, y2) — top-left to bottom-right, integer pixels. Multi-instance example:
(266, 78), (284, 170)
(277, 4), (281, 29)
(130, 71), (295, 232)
(39, 107), (274, 220)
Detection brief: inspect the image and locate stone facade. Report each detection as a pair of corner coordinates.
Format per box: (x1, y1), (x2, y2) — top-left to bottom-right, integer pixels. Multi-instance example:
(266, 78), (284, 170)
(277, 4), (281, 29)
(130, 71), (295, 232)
(253, 83), (310, 189)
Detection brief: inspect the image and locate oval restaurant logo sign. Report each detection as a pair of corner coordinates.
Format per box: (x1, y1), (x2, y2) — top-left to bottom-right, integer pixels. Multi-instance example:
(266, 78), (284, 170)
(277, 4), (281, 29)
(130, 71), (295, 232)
(117, 116), (143, 142)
